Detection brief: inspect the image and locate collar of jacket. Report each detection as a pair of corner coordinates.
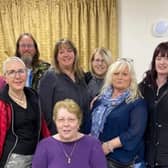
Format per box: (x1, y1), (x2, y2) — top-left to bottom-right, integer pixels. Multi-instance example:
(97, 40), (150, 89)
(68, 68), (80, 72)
(0, 84), (39, 104)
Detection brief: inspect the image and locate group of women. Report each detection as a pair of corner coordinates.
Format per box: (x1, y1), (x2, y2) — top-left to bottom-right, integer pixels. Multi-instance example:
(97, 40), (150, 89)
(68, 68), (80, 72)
(0, 38), (168, 168)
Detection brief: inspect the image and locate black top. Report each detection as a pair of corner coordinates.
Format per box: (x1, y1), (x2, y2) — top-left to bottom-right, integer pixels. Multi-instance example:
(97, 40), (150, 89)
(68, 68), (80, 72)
(38, 69), (91, 134)
(87, 76), (104, 101)
(1, 96), (39, 162)
(0, 85), (41, 167)
(10, 98), (38, 154)
(139, 80), (168, 167)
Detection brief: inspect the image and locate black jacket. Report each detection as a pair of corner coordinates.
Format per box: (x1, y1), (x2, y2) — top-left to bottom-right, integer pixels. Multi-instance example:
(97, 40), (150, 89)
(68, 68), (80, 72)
(0, 85), (41, 167)
(38, 70), (91, 135)
(139, 81), (168, 167)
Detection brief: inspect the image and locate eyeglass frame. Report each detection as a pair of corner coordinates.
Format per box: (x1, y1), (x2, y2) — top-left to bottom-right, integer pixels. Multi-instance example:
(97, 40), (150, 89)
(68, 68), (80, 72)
(5, 68), (27, 78)
(19, 44), (35, 49)
(92, 58), (106, 64)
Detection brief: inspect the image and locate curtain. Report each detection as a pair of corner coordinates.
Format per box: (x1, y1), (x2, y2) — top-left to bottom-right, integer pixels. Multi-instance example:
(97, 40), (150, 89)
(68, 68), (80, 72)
(0, 0), (118, 74)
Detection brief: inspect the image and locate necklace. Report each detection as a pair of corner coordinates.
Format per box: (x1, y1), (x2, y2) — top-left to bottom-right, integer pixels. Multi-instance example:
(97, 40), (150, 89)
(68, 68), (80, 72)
(9, 91), (27, 108)
(61, 142), (77, 164)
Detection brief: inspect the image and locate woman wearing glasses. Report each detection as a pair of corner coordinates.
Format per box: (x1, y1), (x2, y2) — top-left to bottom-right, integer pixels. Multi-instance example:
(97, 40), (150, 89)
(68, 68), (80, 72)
(0, 56), (50, 168)
(91, 58), (147, 168)
(85, 47), (113, 102)
(32, 99), (107, 168)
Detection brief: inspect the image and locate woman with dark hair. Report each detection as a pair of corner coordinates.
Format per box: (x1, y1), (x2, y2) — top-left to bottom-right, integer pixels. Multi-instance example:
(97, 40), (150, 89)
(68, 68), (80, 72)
(139, 41), (168, 168)
(38, 39), (90, 135)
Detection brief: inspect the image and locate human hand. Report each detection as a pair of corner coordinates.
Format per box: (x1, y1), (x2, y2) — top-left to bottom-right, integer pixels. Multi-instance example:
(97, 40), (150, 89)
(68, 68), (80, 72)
(102, 142), (113, 155)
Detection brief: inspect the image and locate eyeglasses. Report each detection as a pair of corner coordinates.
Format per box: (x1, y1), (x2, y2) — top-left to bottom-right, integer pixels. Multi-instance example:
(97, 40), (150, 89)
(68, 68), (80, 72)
(5, 68), (27, 78)
(93, 59), (106, 64)
(19, 44), (34, 49)
(117, 58), (134, 64)
(56, 118), (77, 124)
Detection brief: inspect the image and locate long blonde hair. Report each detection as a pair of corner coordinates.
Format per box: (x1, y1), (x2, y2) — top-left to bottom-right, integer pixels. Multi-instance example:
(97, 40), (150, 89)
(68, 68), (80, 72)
(101, 58), (142, 103)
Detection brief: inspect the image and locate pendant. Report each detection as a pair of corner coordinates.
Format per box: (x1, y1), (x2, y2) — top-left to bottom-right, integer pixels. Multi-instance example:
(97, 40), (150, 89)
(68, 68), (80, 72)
(68, 157), (71, 164)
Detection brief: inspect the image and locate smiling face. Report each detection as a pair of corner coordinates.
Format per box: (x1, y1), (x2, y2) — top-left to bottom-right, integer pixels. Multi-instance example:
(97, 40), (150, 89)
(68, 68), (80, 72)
(57, 45), (75, 71)
(4, 59), (27, 92)
(112, 66), (131, 92)
(18, 35), (36, 67)
(155, 54), (168, 77)
(92, 53), (108, 78)
(55, 107), (80, 141)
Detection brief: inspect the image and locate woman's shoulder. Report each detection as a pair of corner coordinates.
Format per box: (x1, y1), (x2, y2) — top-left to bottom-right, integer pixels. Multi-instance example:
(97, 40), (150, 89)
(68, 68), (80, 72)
(124, 98), (147, 114)
(82, 135), (101, 145)
(40, 68), (61, 83)
(43, 68), (57, 77)
(127, 97), (146, 108)
(37, 136), (58, 147)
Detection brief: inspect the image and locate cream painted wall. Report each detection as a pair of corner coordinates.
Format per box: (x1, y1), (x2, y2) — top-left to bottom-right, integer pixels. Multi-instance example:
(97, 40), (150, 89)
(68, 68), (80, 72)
(118, 0), (168, 81)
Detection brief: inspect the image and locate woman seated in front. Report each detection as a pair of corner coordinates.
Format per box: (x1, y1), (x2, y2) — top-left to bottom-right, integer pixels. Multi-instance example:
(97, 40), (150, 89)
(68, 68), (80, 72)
(32, 99), (107, 168)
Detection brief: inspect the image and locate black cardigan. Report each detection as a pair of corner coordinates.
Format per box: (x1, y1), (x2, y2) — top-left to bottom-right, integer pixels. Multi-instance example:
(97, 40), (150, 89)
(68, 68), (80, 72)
(139, 81), (168, 167)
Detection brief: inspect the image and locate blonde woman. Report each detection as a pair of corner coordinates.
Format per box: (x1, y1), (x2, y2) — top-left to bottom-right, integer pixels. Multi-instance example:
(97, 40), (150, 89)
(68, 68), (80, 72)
(32, 99), (107, 168)
(91, 58), (147, 168)
(85, 47), (112, 101)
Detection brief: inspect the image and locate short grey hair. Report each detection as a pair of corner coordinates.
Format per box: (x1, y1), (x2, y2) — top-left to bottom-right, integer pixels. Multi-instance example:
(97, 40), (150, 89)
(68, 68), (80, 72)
(3, 56), (26, 74)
